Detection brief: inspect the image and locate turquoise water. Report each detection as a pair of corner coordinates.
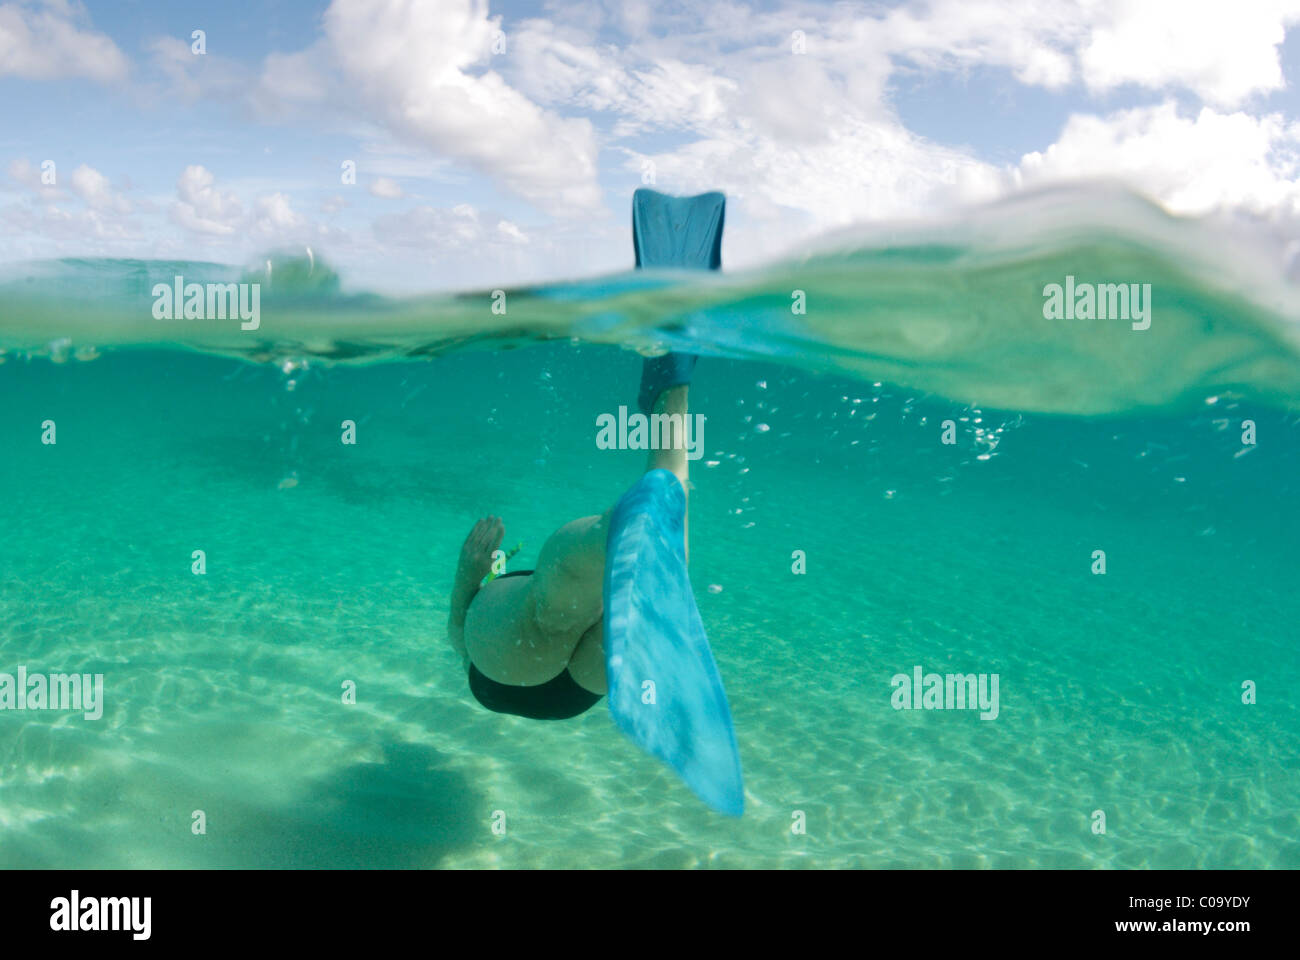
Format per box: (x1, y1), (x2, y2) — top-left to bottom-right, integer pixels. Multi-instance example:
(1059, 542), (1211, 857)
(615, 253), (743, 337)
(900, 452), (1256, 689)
(1, 187), (1298, 868)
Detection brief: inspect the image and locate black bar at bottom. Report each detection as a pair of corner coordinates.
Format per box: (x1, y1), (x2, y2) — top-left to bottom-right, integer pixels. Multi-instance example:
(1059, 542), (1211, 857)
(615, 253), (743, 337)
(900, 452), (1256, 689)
(0, 868), (1283, 947)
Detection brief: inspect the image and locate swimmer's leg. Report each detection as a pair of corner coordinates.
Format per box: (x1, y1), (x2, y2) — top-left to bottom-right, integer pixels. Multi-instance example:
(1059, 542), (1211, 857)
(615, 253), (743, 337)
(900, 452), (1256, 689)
(447, 515), (503, 670)
(525, 382), (693, 693)
(566, 619), (605, 694)
(528, 512), (608, 652)
(645, 383), (690, 558)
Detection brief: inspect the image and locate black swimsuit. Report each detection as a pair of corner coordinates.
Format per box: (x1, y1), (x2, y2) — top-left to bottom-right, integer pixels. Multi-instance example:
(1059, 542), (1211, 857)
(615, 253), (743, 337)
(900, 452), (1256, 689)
(466, 570), (604, 721)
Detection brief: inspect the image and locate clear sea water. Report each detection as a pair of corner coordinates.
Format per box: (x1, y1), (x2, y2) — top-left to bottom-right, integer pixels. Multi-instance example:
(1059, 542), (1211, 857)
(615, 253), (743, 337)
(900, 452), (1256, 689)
(1, 186), (1297, 868)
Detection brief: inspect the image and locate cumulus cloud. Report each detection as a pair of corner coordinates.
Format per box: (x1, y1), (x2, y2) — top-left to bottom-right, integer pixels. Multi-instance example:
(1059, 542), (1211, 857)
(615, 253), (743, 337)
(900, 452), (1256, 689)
(68, 163), (130, 213)
(0, 158), (137, 258)
(168, 0), (1300, 247)
(320, 0), (600, 215)
(863, 0), (1300, 105)
(251, 0), (602, 216)
(504, 8), (1005, 259)
(492, 0), (1300, 265)
(171, 165), (242, 236)
(0, 0), (128, 82)
(1016, 102), (1300, 218)
(7, 158), (130, 217)
(1077, 0), (1300, 105)
(251, 191), (306, 237)
(166, 165), (338, 253)
(368, 177), (404, 199)
(880, 0), (1082, 89)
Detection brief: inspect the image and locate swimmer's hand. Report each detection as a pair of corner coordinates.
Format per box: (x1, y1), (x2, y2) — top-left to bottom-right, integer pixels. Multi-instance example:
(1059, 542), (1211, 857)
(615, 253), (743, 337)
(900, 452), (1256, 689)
(460, 516), (505, 586)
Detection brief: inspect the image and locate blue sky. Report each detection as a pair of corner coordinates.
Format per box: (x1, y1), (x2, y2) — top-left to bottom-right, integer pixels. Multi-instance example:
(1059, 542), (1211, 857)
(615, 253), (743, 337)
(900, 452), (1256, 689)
(5, 0), (1300, 291)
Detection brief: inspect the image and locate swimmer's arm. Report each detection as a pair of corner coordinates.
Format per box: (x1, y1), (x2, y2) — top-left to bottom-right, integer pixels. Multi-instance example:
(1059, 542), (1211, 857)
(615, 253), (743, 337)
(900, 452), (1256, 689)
(446, 583), (476, 673)
(447, 516), (504, 675)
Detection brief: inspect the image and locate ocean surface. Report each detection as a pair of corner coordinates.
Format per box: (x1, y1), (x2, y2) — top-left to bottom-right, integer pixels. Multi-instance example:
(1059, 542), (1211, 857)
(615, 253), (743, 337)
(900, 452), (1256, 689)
(1, 186), (1297, 868)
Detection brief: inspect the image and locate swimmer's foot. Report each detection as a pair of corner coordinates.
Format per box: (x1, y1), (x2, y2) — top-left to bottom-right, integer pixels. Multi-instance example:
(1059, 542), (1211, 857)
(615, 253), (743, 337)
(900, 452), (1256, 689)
(454, 516), (504, 599)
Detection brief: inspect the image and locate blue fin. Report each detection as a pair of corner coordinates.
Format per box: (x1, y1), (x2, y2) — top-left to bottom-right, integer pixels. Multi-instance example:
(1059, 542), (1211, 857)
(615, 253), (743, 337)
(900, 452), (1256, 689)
(603, 469), (744, 816)
(637, 353), (697, 415)
(631, 188), (724, 412)
(632, 188), (725, 270)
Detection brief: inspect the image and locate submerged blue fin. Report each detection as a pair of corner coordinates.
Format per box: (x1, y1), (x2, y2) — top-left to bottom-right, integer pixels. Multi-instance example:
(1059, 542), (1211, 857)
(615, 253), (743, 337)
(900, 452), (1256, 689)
(637, 353), (697, 415)
(603, 469), (744, 816)
(632, 188), (723, 413)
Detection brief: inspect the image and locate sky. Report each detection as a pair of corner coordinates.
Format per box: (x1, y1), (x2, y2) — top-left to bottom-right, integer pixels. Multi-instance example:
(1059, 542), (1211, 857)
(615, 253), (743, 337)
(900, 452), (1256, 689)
(4, 0), (1300, 292)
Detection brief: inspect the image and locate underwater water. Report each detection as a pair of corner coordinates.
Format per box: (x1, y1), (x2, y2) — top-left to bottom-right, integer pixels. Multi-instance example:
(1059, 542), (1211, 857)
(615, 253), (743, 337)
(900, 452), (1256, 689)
(1, 186), (1298, 868)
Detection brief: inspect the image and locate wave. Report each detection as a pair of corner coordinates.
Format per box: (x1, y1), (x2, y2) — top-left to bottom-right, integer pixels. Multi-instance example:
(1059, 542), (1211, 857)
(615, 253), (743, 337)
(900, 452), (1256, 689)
(2, 184), (1299, 414)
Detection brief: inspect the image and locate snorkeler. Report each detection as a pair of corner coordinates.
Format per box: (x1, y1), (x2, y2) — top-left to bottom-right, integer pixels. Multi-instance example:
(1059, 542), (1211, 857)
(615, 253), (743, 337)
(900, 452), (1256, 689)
(446, 371), (694, 721)
(444, 189), (745, 815)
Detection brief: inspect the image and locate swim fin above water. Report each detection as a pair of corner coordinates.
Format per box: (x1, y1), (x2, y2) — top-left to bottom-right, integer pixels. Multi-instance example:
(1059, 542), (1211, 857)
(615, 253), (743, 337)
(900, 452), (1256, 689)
(603, 189), (743, 816)
(603, 469), (744, 816)
(632, 188), (724, 414)
(632, 187), (725, 271)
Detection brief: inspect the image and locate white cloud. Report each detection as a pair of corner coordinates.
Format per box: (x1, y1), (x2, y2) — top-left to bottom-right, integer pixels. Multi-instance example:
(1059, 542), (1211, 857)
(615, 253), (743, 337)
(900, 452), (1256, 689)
(509, 19), (746, 134)
(503, 10), (1006, 260)
(1078, 0), (1300, 105)
(144, 35), (245, 102)
(496, 0), (1300, 268)
(8, 156), (59, 195)
(0, 0), (128, 83)
(363, 201), (613, 290)
(1016, 102), (1300, 218)
(0, 202), (134, 246)
(180, 0), (1300, 251)
(252, 0), (603, 216)
(2, 158), (340, 264)
(9, 0), (1300, 290)
(0, 157), (137, 257)
(881, 0), (1082, 89)
(373, 203), (515, 251)
(252, 191), (305, 236)
(368, 177), (404, 199)
(171, 165), (242, 236)
(69, 163), (130, 213)
(167, 166), (338, 251)
(496, 219), (528, 243)
(627, 120), (1009, 266)
(816, 0), (1300, 106)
